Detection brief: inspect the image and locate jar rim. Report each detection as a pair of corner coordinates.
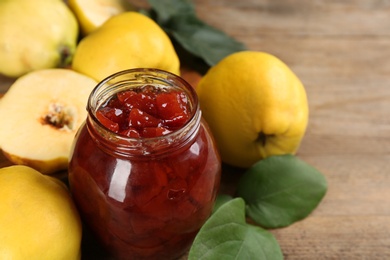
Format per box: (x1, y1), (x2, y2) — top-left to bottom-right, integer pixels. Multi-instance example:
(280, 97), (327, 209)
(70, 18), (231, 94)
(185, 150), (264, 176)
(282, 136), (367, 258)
(86, 68), (201, 155)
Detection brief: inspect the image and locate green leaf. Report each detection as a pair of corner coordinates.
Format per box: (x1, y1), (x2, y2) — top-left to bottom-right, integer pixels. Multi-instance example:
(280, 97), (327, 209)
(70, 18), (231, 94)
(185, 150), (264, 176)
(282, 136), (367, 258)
(212, 194), (233, 214)
(237, 154), (328, 228)
(145, 0), (247, 67)
(146, 0), (196, 24)
(167, 14), (247, 66)
(188, 198), (283, 260)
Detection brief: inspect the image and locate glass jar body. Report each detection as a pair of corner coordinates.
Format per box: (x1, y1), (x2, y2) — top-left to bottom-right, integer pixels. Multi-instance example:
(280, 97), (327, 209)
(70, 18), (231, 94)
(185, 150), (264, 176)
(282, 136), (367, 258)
(68, 69), (221, 260)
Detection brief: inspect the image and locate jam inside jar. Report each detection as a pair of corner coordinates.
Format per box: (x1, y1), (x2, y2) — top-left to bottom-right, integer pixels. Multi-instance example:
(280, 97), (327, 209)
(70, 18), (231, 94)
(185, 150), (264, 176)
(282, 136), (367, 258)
(68, 68), (221, 260)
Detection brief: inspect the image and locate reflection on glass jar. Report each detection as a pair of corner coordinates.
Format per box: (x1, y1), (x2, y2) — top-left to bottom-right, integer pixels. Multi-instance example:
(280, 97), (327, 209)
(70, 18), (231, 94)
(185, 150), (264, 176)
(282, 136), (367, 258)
(68, 68), (221, 260)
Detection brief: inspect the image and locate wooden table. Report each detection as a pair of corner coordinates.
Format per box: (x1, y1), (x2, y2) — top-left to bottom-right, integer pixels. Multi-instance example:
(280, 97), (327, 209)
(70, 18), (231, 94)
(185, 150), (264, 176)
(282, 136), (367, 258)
(1, 0), (389, 259)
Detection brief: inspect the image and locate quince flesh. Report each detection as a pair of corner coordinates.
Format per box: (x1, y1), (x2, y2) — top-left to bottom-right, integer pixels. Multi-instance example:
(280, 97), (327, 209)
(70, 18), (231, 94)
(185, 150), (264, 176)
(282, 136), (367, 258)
(0, 69), (97, 174)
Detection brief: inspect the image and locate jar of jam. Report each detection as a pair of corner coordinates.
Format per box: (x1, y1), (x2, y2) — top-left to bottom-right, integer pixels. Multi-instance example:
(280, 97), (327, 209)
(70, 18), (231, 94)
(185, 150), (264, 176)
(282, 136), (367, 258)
(68, 68), (221, 260)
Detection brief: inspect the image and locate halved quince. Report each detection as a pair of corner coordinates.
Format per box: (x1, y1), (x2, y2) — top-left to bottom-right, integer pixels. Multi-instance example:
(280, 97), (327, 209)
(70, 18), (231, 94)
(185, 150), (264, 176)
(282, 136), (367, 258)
(0, 69), (97, 174)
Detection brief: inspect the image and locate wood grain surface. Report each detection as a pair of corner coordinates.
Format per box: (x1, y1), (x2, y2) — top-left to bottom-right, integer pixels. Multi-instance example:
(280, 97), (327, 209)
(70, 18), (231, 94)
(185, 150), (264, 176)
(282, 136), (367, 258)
(1, 0), (389, 259)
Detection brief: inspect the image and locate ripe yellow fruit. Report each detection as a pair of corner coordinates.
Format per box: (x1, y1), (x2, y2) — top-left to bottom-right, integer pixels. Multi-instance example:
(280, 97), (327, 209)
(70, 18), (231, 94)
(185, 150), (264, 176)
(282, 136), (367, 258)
(68, 0), (134, 35)
(0, 0), (78, 78)
(196, 51), (309, 168)
(72, 11), (180, 82)
(0, 165), (82, 259)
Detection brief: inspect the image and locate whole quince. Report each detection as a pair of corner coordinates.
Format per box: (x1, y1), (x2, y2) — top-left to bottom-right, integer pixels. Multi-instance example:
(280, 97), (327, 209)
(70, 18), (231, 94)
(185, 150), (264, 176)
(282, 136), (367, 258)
(0, 165), (82, 259)
(196, 51), (309, 168)
(71, 11), (180, 82)
(0, 0), (78, 78)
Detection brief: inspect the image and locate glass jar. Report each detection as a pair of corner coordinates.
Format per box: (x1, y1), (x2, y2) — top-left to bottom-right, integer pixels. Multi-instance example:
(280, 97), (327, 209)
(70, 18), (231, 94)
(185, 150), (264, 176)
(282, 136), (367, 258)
(68, 68), (221, 260)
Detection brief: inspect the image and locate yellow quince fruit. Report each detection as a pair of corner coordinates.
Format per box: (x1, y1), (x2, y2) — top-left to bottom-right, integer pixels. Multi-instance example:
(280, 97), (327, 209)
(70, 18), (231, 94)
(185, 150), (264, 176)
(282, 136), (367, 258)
(0, 0), (78, 78)
(196, 51), (309, 168)
(72, 11), (180, 82)
(0, 165), (82, 259)
(68, 0), (134, 35)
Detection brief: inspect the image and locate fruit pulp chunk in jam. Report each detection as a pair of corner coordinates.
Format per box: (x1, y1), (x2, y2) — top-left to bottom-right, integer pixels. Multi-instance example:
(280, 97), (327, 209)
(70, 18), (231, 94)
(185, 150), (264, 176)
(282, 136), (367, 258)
(95, 85), (190, 137)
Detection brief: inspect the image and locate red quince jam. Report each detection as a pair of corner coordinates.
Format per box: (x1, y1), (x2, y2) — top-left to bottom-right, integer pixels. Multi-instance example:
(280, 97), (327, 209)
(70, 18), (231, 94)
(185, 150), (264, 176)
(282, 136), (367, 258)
(69, 82), (221, 260)
(95, 85), (190, 137)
